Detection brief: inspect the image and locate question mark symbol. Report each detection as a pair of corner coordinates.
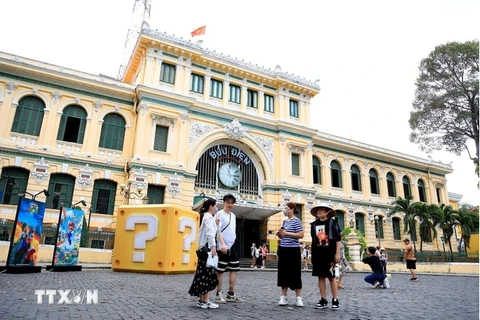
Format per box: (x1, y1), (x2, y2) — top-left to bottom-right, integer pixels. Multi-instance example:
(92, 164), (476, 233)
(125, 215), (158, 262)
(178, 217), (196, 264)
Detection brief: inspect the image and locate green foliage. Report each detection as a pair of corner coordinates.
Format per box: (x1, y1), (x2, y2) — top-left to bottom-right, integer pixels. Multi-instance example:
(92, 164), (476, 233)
(409, 40), (479, 176)
(80, 214), (89, 248)
(456, 205), (479, 250)
(342, 226), (368, 261)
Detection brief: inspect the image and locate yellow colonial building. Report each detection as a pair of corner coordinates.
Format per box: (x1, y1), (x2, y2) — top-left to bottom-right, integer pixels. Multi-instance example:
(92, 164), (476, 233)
(0, 26), (458, 259)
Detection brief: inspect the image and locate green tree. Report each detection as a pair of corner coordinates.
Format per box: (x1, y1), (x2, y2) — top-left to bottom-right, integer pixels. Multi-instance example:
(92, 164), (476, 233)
(412, 203), (443, 252)
(456, 205), (479, 253)
(438, 204), (459, 260)
(389, 196), (419, 251)
(409, 40), (479, 177)
(80, 214), (90, 248)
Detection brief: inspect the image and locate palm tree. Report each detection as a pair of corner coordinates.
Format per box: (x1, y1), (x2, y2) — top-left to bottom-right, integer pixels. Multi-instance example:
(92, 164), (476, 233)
(456, 205), (479, 254)
(412, 203), (442, 252)
(389, 196), (418, 251)
(438, 204), (459, 260)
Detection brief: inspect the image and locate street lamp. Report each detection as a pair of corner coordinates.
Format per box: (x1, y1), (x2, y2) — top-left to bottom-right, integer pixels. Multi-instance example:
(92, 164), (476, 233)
(18, 189), (50, 200)
(374, 215), (381, 247)
(61, 200), (87, 208)
(119, 179), (149, 204)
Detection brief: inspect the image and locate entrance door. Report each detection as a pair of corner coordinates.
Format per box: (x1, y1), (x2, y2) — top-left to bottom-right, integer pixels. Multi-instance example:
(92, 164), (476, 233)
(237, 219), (261, 258)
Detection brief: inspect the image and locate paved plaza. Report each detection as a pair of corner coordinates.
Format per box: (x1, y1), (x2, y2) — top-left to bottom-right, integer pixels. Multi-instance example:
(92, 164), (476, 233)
(0, 268), (478, 320)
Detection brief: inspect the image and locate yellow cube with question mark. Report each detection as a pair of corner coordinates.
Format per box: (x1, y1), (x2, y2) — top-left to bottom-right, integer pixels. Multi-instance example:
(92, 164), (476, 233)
(111, 205), (200, 274)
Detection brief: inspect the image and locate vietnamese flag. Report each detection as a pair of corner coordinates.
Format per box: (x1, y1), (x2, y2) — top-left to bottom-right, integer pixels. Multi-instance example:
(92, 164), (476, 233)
(191, 25), (206, 37)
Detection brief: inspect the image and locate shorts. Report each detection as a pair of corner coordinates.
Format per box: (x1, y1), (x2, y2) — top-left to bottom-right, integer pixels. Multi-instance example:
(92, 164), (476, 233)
(406, 259), (416, 270)
(216, 247), (240, 273)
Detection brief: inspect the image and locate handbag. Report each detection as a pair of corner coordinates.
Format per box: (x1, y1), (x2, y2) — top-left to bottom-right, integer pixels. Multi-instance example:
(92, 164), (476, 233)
(196, 243), (209, 260)
(206, 252), (218, 268)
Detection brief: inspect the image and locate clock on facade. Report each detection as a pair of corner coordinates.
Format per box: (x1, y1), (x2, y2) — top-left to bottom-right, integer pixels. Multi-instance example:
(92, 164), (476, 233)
(218, 163), (241, 188)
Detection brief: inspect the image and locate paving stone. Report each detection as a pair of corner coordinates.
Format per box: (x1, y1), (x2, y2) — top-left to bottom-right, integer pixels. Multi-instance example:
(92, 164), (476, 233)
(0, 269), (477, 319)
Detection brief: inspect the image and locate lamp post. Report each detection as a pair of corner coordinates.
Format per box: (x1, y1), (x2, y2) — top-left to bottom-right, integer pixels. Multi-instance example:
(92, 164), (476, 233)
(18, 189), (50, 200)
(374, 215), (381, 247)
(61, 200), (87, 208)
(119, 179), (149, 205)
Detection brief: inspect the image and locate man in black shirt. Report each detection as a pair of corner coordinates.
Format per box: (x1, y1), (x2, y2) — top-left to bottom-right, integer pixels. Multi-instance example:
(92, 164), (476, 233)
(362, 246), (386, 288)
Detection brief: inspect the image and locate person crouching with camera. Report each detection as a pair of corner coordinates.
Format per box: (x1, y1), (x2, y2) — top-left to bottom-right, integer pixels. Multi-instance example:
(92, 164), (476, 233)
(362, 246), (386, 289)
(188, 198), (220, 309)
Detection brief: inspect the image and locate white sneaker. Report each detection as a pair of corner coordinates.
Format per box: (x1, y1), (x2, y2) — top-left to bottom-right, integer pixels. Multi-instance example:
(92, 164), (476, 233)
(278, 296), (287, 306)
(215, 292), (226, 304)
(200, 301), (219, 309)
(296, 297), (304, 307)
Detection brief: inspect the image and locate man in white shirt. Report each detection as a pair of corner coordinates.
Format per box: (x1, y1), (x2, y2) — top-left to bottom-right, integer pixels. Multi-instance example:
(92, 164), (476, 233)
(215, 194), (243, 303)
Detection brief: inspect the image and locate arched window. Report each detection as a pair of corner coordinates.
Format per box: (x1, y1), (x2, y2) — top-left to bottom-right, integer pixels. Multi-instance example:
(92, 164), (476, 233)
(392, 217), (401, 240)
(92, 179), (117, 215)
(57, 105), (87, 144)
(355, 212), (365, 235)
(335, 210), (345, 231)
(418, 179), (426, 202)
(47, 173), (76, 209)
(99, 113), (126, 151)
(351, 165), (362, 191)
(369, 169), (379, 194)
(0, 167), (29, 205)
(312, 156), (322, 184)
(386, 172), (396, 197)
(402, 176), (412, 198)
(11, 96), (46, 136)
(330, 160), (342, 188)
(374, 216), (384, 239)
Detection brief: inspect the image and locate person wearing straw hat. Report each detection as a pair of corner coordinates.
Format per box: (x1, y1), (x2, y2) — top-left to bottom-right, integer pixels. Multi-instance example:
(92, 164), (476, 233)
(309, 203), (342, 310)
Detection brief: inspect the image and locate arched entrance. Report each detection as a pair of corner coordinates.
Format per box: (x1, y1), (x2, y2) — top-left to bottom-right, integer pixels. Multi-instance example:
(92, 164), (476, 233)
(193, 142), (280, 257)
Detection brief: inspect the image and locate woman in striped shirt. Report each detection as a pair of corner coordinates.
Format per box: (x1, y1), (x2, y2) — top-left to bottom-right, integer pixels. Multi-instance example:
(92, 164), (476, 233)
(276, 202), (304, 307)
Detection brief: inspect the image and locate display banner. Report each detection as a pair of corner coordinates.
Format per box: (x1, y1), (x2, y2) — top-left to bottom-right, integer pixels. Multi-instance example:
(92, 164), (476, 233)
(52, 207), (84, 266)
(7, 197), (46, 267)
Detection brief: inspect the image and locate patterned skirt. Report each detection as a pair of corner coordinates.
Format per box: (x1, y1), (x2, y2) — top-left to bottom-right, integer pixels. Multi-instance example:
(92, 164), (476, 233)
(188, 257), (219, 297)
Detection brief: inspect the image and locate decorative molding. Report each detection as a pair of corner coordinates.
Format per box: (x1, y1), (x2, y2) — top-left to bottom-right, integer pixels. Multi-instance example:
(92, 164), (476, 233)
(180, 112), (189, 124)
(138, 103), (149, 116)
(6, 82), (17, 94)
(152, 113), (176, 127)
(189, 121), (213, 148)
(167, 173), (181, 197)
(223, 118), (248, 140)
(51, 92), (62, 104)
(288, 144), (305, 154)
(133, 167), (148, 189)
(250, 134), (273, 166)
(31, 157), (50, 183)
(93, 101), (103, 112)
(77, 164), (93, 189)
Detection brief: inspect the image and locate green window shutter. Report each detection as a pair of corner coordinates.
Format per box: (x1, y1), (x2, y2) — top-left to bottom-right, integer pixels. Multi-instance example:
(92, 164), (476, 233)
(154, 125), (169, 152)
(57, 114), (68, 140)
(0, 167), (29, 205)
(336, 212), (345, 231)
(99, 113), (126, 150)
(295, 203), (303, 222)
(12, 96), (46, 136)
(77, 117), (87, 144)
(147, 184), (165, 204)
(355, 213), (365, 236)
(289, 100), (299, 117)
(46, 173), (75, 209)
(403, 176), (411, 197)
(393, 218), (401, 240)
(312, 156), (321, 184)
(210, 79), (223, 98)
(160, 63), (176, 84)
(331, 161), (342, 188)
(190, 74), (204, 93)
(247, 89), (258, 108)
(92, 179), (117, 215)
(291, 153), (300, 176)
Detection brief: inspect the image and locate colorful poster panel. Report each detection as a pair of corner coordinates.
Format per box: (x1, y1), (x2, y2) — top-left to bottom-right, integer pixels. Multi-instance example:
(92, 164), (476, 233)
(53, 207), (84, 266)
(7, 198), (46, 266)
